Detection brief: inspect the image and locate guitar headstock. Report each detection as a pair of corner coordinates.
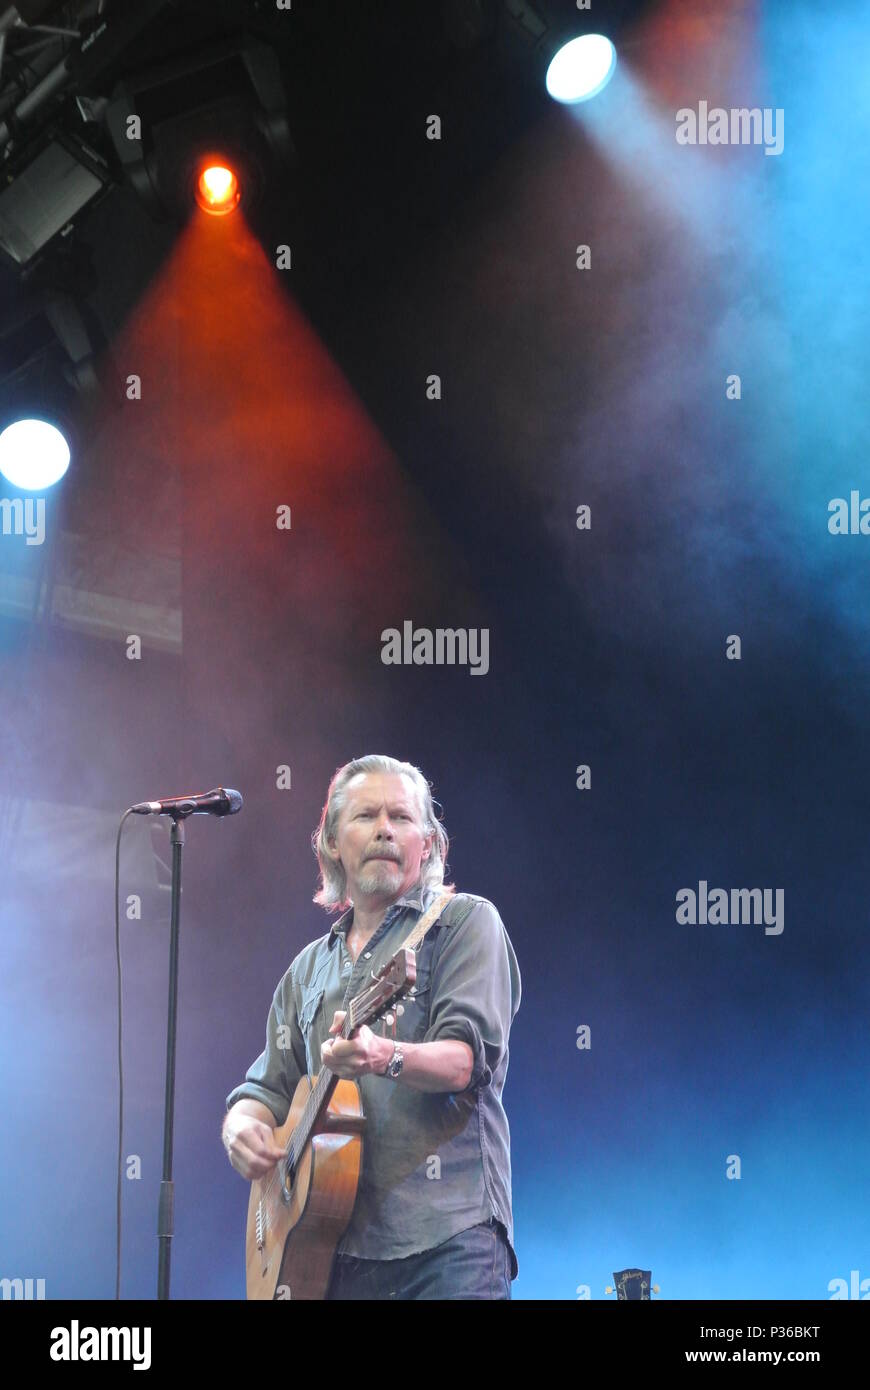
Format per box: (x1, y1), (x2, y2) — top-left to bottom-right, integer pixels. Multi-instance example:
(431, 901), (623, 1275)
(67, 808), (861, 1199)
(605, 1268), (659, 1300)
(347, 948), (417, 1033)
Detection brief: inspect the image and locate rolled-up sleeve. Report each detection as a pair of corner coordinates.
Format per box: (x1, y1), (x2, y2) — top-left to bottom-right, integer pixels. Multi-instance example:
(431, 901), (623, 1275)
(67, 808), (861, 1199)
(424, 897), (521, 1093)
(225, 970), (305, 1126)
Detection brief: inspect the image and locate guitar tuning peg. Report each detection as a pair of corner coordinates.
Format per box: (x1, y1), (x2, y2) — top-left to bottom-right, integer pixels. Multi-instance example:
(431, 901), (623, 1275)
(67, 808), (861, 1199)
(395, 1004), (404, 1017)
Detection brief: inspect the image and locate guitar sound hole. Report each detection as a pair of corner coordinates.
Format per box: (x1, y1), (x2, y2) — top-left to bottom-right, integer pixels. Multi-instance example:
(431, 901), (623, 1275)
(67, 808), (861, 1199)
(281, 1161), (295, 1201)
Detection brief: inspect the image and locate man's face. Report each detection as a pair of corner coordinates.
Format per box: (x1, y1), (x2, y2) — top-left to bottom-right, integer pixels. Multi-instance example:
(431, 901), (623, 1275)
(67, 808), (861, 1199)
(327, 772), (434, 905)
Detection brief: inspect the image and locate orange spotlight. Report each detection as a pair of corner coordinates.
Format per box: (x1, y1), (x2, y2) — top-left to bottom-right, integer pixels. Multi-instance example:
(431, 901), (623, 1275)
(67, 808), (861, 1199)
(195, 164), (240, 216)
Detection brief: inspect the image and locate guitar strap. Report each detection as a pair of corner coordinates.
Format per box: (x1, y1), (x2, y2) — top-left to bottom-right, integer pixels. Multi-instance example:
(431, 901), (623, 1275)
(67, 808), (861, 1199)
(399, 885), (457, 952)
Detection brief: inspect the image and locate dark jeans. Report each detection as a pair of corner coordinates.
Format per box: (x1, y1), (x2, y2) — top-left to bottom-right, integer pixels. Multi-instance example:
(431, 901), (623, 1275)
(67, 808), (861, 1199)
(325, 1217), (512, 1300)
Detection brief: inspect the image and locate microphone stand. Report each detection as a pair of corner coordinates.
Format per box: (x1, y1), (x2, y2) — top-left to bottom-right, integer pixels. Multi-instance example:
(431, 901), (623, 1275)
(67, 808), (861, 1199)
(157, 810), (188, 1300)
(130, 790), (240, 1296)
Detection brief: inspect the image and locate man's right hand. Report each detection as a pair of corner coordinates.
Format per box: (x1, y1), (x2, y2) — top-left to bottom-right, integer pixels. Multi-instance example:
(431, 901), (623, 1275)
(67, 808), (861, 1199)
(223, 1114), (286, 1180)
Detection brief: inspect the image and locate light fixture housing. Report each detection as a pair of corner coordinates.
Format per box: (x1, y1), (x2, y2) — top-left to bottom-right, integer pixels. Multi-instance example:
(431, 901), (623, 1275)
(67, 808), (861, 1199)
(0, 133), (112, 270)
(105, 36), (295, 225)
(545, 33), (617, 104)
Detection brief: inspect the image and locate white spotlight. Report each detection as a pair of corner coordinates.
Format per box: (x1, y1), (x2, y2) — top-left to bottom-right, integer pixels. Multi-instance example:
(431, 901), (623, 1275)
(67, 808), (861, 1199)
(546, 34), (617, 104)
(0, 419), (71, 490)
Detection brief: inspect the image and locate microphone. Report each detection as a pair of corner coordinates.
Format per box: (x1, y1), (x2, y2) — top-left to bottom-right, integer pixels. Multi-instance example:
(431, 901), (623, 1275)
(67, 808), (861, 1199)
(131, 787), (243, 817)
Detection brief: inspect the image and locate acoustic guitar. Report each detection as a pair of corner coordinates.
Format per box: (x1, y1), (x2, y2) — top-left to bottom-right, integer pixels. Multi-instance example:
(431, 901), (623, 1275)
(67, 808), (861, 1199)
(245, 946), (417, 1299)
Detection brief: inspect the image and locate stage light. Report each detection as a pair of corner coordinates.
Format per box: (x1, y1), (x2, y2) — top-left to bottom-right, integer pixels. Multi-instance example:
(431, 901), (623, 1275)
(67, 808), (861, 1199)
(545, 34), (617, 104)
(106, 38), (294, 225)
(195, 164), (241, 216)
(0, 419), (71, 490)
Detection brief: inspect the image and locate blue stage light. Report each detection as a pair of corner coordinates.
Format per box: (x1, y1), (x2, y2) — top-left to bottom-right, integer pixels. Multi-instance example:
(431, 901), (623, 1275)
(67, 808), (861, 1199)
(0, 419), (71, 490)
(546, 34), (617, 104)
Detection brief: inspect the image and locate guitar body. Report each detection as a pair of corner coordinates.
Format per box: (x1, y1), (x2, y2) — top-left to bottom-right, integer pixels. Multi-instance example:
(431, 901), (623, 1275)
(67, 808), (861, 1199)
(245, 1074), (365, 1300)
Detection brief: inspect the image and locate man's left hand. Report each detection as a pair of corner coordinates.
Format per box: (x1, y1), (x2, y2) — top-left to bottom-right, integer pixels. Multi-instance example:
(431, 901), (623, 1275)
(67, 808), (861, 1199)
(321, 1010), (391, 1078)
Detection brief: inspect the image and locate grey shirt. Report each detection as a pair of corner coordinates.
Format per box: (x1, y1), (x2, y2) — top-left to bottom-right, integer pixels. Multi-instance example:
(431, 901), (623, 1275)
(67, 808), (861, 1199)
(226, 881), (521, 1279)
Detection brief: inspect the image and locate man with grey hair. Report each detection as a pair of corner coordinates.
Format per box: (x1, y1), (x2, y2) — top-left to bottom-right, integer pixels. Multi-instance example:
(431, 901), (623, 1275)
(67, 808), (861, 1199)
(223, 754), (521, 1299)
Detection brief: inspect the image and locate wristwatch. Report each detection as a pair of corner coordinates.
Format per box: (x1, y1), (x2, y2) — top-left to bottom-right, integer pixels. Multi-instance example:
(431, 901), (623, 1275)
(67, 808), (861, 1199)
(381, 1042), (404, 1079)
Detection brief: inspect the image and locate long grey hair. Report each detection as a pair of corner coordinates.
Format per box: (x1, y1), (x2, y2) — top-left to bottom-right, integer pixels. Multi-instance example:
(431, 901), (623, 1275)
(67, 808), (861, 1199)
(311, 753), (451, 910)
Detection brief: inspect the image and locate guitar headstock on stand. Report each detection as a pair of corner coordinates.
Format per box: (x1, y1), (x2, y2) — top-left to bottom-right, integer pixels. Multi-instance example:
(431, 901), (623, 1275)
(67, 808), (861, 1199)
(605, 1268), (660, 1300)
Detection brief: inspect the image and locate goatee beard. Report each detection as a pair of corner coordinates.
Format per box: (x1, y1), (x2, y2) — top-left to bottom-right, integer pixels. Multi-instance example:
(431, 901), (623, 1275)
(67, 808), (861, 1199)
(359, 861), (398, 893)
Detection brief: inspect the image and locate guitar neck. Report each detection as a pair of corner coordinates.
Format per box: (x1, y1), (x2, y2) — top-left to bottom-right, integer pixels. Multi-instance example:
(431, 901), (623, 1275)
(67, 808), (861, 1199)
(284, 963), (405, 1164)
